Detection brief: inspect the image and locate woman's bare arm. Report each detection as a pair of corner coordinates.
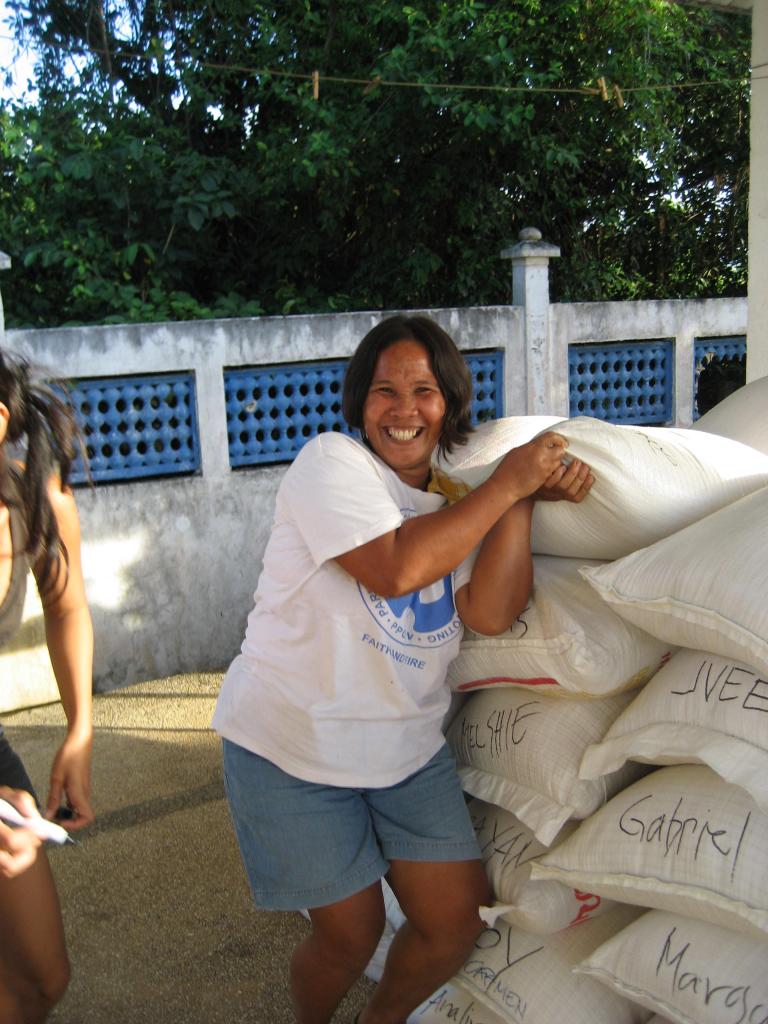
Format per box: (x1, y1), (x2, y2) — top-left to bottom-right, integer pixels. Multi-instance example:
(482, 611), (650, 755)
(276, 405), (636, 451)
(455, 455), (595, 635)
(34, 481), (94, 830)
(335, 433), (569, 597)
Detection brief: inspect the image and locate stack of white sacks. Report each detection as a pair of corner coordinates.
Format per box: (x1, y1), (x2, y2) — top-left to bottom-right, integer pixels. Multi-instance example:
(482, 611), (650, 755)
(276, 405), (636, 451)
(365, 377), (768, 1024)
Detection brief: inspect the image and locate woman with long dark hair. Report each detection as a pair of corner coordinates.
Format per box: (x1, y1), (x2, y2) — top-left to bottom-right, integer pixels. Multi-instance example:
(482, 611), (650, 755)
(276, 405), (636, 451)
(0, 350), (94, 1023)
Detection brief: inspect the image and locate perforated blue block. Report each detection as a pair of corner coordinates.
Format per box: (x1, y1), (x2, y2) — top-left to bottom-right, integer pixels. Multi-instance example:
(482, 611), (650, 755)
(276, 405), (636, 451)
(568, 340), (673, 425)
(468, 351), (504, 425)
(225, 361), (351, 467)
(69, 373), (201, 484)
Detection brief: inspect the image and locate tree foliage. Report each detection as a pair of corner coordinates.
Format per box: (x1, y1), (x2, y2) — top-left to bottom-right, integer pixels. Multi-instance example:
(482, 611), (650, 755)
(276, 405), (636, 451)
(0, 0), (751, 328)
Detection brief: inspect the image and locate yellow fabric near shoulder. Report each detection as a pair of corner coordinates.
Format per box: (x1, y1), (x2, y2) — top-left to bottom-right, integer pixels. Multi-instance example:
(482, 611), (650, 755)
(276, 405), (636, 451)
(427, 468), (472, 505)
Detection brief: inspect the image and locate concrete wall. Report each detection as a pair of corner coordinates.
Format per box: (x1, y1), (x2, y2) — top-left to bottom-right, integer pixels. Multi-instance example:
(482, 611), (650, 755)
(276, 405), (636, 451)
(0, 305), (527, 707)
(550, 296), (748, 426)
(0, 251), (747, 709)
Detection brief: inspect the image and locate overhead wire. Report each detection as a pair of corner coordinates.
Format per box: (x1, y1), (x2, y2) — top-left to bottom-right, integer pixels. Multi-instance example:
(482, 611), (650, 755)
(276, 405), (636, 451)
(0, 37), (753, 104)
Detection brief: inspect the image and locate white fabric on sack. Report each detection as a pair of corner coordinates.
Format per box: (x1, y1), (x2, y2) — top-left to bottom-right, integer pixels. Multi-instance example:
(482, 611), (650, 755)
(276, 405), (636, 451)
(448, 555), (673, 698)
(435, 415), (563, 475)
(580, 485), (768, 678)
(452, 905), (648, 1024)
(580, 648), (768, 815)
(439, 415), (768, 559)
(406, 981), (508, 1024)
(575, 909), (768, 1024)
(363, 879), (406, 983)
(531, 764), (768, 942)
(446, 688), (646, 845)
(692, 374), (768, 455)
(469, 799), (614, 935)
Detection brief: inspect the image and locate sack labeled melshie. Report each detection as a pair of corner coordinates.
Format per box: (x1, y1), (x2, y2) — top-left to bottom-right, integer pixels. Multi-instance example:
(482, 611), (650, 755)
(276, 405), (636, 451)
(446, 688), (646, 844)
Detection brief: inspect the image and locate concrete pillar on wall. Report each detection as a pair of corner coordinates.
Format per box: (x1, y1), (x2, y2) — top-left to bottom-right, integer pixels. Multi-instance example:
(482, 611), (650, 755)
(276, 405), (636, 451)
(501, 228), (561, 415)
(0, 250), (9, 345)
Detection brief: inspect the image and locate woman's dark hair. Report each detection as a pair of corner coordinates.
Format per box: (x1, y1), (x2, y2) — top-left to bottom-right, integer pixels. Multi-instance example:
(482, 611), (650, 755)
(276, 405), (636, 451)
(0, 350), (80, 592)
(342, 315), (474, 457)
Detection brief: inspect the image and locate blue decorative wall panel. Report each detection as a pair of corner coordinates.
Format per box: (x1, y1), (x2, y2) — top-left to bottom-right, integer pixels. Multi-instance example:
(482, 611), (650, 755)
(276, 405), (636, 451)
(225, 361), (350, 467)
(69, 373), (200, 484)
(568, 340), (673, 424)
(468, 351), (504, 425)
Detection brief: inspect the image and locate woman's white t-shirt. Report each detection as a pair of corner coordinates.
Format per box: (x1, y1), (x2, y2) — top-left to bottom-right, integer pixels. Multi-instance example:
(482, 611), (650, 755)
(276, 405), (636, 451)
(212, 432), (474, 788)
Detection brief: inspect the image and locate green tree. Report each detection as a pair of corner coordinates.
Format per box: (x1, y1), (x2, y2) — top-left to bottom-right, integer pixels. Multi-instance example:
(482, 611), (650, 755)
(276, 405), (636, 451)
(0, 0), (750, 328)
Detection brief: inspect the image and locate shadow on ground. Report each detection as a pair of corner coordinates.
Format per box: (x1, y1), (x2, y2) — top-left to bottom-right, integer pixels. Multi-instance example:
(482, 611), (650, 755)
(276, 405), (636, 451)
(5, 672), (375, 1024)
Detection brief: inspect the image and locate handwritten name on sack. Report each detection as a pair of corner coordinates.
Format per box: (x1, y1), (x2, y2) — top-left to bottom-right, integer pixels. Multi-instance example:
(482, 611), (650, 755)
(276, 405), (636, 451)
(619, 792), (751, 881)
(656, 926), (768, 1024)
(671, 658), (768, 714)
(456, 702), (541, 760)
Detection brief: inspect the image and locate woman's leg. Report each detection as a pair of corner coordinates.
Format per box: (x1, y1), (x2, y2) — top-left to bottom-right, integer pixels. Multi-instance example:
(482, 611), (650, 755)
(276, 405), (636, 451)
(0, 847), (70, 1024)
(359, 858), (490, 1024)
(222, 744), (391, 1024)
(291, 881), (385, 1024)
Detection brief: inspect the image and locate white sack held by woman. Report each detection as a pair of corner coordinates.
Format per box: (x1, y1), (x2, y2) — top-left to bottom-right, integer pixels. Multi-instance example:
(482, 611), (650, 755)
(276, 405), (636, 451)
(439, 415), (768, 559)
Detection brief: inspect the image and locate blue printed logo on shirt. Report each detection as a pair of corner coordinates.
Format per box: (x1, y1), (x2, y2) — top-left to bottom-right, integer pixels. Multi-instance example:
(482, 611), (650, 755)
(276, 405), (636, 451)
(358, 574), (463, 649)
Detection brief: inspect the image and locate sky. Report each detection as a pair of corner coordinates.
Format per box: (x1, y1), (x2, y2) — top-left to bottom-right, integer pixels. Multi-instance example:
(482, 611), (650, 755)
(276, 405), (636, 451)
(1, 0), (37, 103)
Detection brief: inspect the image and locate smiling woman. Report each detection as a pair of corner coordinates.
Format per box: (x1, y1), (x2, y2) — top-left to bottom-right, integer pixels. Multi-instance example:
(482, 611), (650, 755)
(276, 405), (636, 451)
(360, 340), (447, 490)
(343, 317), (473, 473)
(211, 314), (594, 1024)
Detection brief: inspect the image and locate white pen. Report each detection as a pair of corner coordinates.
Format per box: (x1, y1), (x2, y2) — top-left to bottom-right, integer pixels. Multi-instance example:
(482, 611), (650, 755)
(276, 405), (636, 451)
(0, 798), (74, 845)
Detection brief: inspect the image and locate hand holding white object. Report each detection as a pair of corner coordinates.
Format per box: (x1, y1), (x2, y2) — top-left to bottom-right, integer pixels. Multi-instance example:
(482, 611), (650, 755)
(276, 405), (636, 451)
(0, 794), (72, 846)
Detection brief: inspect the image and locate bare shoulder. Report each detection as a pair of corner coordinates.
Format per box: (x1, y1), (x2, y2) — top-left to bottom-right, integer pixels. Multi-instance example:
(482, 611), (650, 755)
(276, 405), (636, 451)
(45, 475), (82, 534)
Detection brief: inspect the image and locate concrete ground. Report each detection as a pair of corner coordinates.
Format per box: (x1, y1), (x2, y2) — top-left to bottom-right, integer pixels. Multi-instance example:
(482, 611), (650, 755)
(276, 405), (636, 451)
(4, 672), (376, 1024)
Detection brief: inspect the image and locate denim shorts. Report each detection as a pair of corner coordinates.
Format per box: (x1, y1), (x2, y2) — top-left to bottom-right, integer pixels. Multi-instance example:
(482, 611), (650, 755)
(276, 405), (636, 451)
(222, 740), (481, 910)
(0, 724), (38, 799)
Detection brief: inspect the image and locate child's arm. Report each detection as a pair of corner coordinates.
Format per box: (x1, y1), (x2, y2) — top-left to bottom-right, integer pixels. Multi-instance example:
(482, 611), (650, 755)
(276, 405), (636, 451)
(0, 788), (43, 879)
(36, 480), (95, 830)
